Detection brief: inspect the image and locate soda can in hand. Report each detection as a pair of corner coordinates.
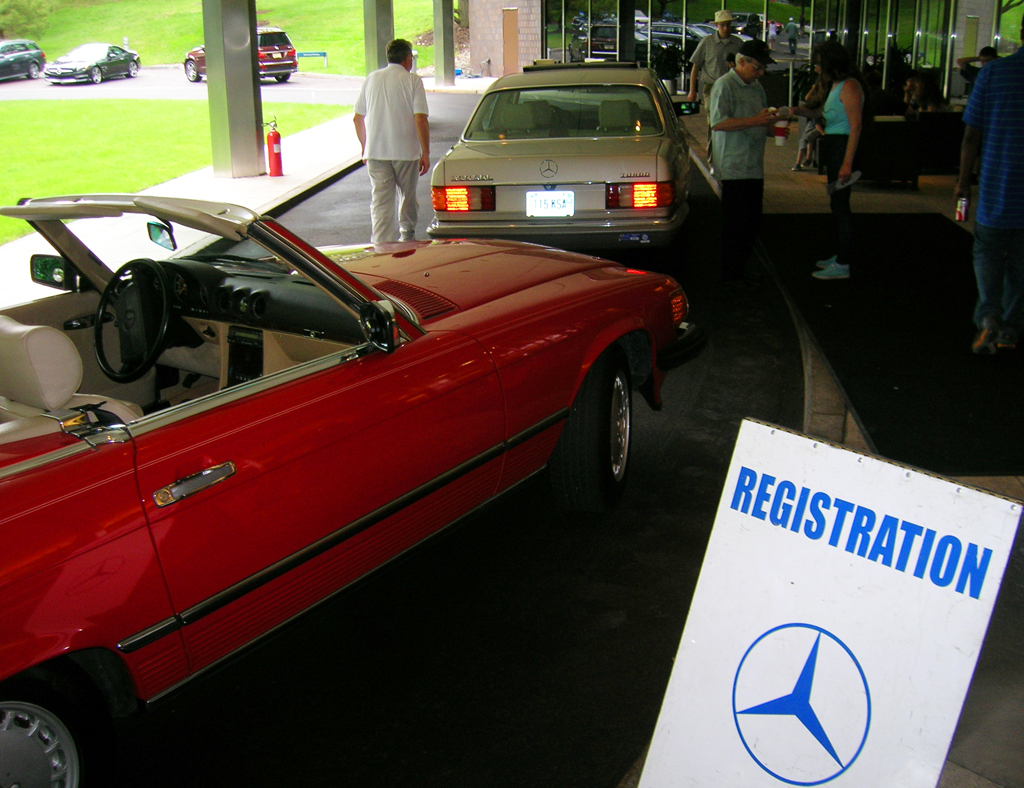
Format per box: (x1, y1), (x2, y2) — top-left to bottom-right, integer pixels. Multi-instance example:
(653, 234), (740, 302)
(956, 197), (969, 222)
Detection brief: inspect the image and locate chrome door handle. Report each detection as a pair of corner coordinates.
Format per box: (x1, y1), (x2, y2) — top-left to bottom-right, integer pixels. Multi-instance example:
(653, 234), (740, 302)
(153, 461), (236, 508)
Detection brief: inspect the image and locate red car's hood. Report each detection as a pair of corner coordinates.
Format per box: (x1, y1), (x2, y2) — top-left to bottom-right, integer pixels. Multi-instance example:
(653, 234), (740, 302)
(326, 239), (615, 316)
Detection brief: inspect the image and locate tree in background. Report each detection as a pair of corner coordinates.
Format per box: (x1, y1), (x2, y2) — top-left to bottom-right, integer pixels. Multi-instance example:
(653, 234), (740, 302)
(0, 0), (57, 39)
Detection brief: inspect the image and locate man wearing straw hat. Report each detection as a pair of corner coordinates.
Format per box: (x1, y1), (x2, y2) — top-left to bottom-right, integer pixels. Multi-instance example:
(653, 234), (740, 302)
(686, 10), (743, 155)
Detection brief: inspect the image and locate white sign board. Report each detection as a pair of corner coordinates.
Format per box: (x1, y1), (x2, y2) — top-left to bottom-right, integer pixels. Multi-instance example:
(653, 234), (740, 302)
(639, 420), (1021, 788)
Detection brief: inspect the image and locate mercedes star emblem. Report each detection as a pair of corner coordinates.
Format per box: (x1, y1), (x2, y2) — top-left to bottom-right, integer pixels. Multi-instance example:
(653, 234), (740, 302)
(733, 623), (871, 785)
(540, 160), (558, 178)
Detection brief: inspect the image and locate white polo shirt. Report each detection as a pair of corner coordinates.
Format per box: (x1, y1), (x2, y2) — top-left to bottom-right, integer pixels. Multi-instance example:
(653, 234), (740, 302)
(354, 62), (429, 161)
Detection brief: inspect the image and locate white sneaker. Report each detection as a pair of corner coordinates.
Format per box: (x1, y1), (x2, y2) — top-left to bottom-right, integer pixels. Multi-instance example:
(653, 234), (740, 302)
(812, 262), (850, 280)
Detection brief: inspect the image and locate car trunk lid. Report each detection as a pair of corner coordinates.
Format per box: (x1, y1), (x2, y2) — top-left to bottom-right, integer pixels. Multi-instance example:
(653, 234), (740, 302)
(438, 137), (667, 186)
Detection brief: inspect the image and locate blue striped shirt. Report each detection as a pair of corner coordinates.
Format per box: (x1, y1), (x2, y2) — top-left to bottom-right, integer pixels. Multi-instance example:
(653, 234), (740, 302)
(963, 49), (1024, 228)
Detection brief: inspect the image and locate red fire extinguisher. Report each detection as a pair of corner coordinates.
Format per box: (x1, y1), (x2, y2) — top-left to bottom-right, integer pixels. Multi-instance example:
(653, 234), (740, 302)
(265, 118), (282, 177)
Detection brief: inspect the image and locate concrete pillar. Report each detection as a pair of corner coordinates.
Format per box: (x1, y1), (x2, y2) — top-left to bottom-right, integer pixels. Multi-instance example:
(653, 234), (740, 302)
(202, 0), (265, 178)
(364, 0), (394, 74)
(434, 0), (457, 85)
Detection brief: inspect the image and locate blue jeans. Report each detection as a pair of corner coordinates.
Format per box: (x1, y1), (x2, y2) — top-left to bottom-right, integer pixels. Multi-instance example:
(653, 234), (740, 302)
(972, 222), (1024, 331)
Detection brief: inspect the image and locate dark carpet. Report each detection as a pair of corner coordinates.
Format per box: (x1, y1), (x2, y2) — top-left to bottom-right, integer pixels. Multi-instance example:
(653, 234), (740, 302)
(758, 212), (1024, 477)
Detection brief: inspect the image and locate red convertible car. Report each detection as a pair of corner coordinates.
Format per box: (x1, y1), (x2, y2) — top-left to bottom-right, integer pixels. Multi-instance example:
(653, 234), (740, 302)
(0, 195), (701, 786)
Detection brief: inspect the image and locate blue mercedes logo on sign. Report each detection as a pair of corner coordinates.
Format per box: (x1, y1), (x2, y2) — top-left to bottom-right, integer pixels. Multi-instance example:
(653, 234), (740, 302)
(733, 624), (871, 785)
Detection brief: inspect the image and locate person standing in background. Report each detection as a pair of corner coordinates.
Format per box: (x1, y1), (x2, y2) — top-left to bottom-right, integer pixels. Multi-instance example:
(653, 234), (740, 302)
(955, 20), (1024, 354)
(709, 39), (780, 288)
(785, 18), (800, 55)
(687, 10), (743, 157)
(956, 46), (998, 97)
(353, 39), (431, 244)
(791, 40), (865, 280)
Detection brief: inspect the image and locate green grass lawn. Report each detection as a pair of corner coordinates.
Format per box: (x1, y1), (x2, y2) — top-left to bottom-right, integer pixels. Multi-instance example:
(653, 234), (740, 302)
(36, 0), (436, 76)
(0, 100), (350, 246)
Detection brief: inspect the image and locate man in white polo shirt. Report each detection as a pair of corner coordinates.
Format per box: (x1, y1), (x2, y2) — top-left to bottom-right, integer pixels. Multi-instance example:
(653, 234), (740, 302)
(354, 39), (430, 243)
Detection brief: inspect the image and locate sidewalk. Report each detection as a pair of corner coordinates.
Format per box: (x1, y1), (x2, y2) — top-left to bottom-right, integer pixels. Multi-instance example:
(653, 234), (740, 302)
(0, 75), (495, 309)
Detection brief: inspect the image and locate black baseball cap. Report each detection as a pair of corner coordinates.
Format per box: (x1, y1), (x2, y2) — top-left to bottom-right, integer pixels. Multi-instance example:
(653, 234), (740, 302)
(738, 39), (775, 66)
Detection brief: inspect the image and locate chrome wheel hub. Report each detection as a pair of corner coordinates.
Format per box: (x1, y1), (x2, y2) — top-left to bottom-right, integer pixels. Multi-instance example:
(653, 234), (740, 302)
(0, 702), (80, 788)
(609, 371), (631, 482)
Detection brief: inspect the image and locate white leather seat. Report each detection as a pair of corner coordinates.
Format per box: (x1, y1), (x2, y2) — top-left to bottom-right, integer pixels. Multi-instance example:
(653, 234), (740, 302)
(0, 316), (143, 437)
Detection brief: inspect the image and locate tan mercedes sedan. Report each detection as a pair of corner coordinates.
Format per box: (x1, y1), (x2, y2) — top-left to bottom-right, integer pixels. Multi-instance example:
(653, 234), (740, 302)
(428, 63), (692, 250)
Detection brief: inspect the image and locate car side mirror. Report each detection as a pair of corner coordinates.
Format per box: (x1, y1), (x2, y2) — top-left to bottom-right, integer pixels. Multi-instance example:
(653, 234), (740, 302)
(675, 100), (700, 116)
(147, 221), (177, 251)
(359, 300), (398, 353)
(31, 253), (75, 291)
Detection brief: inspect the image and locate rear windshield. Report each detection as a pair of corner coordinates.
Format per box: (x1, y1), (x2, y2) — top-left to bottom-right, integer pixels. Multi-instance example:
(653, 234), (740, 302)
(464, 85), (663, 140)
(259, 32), (292, 47)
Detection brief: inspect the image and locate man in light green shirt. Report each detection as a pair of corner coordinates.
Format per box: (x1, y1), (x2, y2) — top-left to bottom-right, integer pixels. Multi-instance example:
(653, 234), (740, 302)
(686, 9), (743, 105)
(708, 39), (780, 285)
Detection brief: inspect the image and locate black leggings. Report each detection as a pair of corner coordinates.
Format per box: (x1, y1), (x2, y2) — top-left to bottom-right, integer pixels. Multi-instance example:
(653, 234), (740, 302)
(820, 134), (856, 268)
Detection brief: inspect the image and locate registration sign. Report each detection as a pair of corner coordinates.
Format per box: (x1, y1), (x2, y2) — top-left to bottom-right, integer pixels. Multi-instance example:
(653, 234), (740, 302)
(526, 190), (574, 217)
(639, 420), (1021, 788)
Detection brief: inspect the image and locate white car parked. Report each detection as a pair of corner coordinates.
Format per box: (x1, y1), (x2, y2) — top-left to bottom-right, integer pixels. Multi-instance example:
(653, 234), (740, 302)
(428, 63), (691, 250)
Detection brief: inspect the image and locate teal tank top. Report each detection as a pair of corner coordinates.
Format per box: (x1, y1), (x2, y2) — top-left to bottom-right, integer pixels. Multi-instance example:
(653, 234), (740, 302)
(823, 78), (860, 135)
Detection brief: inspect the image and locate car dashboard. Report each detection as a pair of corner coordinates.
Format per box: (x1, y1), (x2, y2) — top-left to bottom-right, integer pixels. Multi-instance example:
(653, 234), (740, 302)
(156, 256), (366, 391)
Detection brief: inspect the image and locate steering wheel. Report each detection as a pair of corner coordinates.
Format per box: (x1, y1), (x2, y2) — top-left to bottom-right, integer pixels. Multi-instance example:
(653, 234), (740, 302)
(95, 259), (171, 383)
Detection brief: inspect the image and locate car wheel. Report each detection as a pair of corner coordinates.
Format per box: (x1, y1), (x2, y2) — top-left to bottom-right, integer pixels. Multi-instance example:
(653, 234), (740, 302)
(27, 61), (40, 79)
(128, 60), (139, 78)
(275, 73), (291, 82)
(89, 67), (102, 84)
(184, 59), (200, 82)
(548, 347), (632, 512)
(0, 673), (110, 788)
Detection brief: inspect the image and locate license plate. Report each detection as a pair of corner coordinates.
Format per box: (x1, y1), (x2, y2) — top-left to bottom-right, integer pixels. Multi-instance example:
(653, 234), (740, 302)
(526, 191), (574, 217)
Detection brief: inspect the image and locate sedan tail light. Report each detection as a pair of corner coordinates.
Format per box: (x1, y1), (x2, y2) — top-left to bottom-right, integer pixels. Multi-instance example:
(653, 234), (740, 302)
(605, 181), (675, 209)
(669, 288), (689, 326)
(432, 186), (496, 212)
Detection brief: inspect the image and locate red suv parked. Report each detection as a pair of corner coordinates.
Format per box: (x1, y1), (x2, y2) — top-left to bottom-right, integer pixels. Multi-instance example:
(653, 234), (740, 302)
(184, 26), (298, 83)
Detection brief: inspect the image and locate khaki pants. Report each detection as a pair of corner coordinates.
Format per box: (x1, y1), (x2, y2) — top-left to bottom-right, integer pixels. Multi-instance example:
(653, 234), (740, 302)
(703, 83), (716, 157)
(367, 159), (420, 244)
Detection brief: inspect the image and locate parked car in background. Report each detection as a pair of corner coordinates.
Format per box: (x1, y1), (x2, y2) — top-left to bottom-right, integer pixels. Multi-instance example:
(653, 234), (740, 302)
(429, 63), (691, 249)
(646, 22), (703, 60)
(184, 26), (298, 82)
(0, 39), (45, 81)
(730, 12), (763, 39)
(570, 25), (664, 62)
(43, 43), (139, 84)
(690, 21), (753, 41)
(0, 192), (700, 786)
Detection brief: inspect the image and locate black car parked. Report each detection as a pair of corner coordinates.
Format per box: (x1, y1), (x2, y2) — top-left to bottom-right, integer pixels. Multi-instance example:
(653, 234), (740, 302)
(44, 43), (140, 84)
(646, 22), (704, 60)
(0, 39), (45, 81)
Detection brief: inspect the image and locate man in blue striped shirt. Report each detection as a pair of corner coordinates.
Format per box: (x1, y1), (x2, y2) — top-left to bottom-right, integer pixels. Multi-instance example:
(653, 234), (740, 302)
(956, 19), (1024, 354)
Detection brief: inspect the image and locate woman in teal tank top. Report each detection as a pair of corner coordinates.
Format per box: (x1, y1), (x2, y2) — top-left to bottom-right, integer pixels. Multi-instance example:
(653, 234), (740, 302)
(791, 41), (865, 280)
